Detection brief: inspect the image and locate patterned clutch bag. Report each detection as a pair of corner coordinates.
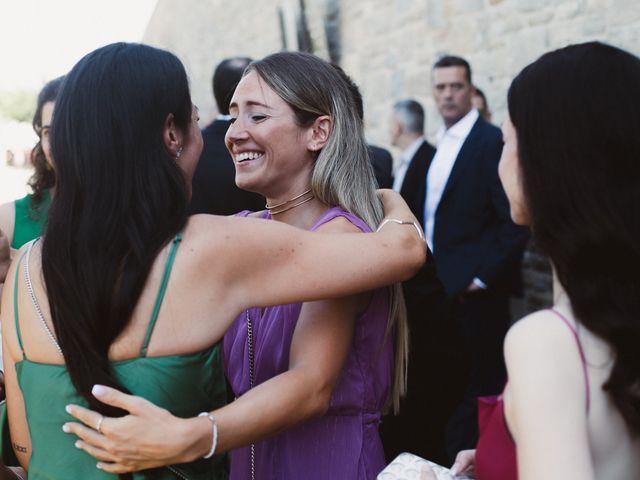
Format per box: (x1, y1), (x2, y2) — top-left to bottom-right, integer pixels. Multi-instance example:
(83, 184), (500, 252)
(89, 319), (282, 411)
(377, 452), (474, 480)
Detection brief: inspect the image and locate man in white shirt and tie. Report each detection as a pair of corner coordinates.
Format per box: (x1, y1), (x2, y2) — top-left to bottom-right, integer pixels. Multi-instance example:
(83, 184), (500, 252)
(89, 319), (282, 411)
(403, 56), (529, 460)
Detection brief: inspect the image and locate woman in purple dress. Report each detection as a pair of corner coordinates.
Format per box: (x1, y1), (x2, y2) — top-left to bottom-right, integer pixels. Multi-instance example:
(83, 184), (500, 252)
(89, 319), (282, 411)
(219, 51), (408, 480)
(65, 52), (412, 480)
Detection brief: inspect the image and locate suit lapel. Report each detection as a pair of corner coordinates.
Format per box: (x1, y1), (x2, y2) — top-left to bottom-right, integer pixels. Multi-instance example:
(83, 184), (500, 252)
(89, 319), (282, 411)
(438, 118), (483, 209)
(401, 141), (436, 226)
(401, 142), (432, 196)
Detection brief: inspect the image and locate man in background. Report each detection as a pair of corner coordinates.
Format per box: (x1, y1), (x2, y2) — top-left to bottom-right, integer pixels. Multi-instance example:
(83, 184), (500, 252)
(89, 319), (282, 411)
(190, 57), (264, 215)
(472, 87), (492, 123)
(410, 55), (528, 457)
(390, 99), (436, 195)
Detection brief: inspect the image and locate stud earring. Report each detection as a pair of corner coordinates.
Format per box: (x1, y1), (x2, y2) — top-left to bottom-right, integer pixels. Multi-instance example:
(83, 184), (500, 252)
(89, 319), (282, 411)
(175, 146), (183, 160)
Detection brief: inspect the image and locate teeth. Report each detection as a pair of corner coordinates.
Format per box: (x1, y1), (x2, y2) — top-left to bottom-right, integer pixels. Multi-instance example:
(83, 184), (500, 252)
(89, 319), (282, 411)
(236, 151), (263, 162)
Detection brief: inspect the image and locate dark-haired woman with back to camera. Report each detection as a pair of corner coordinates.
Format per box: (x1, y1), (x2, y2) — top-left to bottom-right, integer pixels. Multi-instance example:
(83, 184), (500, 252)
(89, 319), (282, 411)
(0, 42), (425, 480)
(421, 41), (640, 480)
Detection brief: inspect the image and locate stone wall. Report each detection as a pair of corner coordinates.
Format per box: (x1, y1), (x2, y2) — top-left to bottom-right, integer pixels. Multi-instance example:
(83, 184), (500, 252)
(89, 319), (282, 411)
(143, 0), (640, 314)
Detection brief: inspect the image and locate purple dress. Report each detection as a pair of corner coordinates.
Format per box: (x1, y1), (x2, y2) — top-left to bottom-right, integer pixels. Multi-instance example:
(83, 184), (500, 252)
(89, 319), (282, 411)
(223, 207), (393, 480)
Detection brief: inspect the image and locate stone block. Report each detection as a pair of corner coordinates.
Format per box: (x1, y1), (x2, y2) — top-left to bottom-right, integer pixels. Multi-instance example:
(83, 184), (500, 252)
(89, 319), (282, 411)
(517, 0), (548, 12)
(527, 9), (554, 26)
(556, 0), (587, 20)
(452, 0), (485, 14)
(582, 15), (607, 35)
(509, 26), (550, 72)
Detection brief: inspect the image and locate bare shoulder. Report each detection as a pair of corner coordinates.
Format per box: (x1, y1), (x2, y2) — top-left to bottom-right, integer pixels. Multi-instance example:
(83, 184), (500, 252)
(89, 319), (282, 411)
(506, 309), (576, 353)
(505, 308), (586, 382)
(314, 214), (364, 234)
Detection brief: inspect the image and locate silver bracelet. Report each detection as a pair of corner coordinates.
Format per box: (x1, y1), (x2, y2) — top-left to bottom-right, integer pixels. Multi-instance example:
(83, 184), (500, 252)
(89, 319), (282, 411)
(198, 412), (218, 459)
(376, 218), (425, 242)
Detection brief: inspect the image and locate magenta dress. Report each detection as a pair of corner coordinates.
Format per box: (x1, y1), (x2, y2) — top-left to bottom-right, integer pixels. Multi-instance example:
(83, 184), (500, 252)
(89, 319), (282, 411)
(223, 207), (393, 480)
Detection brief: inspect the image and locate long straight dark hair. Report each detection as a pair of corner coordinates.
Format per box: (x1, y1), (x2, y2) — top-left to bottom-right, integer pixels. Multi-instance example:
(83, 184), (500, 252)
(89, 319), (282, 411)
(508, 41), (640, 434)
(44, 43), (191, 417)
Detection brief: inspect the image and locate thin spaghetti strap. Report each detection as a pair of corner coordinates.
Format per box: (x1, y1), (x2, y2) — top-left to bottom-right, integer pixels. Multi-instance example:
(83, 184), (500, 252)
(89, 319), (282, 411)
(140, 233), (182, 357)
(547, 308), (591, 412)
(13, 249), (29, 360)
(24, 239), (63, 356)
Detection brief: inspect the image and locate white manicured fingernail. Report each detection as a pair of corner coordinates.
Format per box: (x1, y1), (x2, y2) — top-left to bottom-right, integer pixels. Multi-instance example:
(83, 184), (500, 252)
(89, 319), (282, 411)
(62, 424), (70, 433)
(92, 384), (107, 396)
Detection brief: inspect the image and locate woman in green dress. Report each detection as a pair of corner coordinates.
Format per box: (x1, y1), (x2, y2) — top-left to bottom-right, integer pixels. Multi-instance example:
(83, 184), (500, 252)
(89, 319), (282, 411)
(0, 43), (425, 479)
(0, 76), (63, 251)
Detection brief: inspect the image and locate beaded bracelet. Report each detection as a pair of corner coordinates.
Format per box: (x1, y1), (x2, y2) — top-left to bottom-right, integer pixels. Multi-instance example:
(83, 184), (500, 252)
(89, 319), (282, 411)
(376, 218), (425, 242)
(198, 412), (218, 459)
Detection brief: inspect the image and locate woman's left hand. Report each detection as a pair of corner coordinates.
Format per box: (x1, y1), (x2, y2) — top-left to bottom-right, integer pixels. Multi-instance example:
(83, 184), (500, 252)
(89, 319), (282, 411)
(64, 385), (209, 474)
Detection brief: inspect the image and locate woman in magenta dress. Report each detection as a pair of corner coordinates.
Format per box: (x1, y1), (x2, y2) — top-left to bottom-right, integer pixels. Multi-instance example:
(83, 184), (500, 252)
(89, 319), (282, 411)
(422, 42), (640, 480)
(220, 52), (408, 480)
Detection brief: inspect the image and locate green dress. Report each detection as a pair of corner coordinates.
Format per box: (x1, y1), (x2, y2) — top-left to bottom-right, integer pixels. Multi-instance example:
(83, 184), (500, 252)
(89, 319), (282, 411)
(11, 235), (228, 479)
(11, 190), (52, 249)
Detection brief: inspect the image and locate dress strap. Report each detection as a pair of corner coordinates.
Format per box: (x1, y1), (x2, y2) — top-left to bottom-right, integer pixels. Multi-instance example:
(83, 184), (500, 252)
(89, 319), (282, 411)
(140, 233), (182, 357)
(12, 249), (29, 359)
(13, 240), (64, 359)
(24, 239), (63, 356)
(547, 308), (590, 412)
(310, 207), (372, 233)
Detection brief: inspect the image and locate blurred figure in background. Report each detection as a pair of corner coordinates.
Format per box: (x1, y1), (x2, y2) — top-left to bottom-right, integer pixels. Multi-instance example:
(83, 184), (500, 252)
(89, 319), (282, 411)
(420, 55), (528, 458)
(332, 64), (394, 188)
(0, 76), (64, 250)
(189, 57), (264, 215)
(472, 87), (492, 123)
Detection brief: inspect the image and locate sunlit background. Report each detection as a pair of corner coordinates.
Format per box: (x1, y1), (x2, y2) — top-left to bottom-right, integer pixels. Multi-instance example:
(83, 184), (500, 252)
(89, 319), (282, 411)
(0, 0), (157, 203)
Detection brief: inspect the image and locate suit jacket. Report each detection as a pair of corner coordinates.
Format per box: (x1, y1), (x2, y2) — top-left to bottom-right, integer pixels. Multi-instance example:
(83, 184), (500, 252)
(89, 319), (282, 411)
(404, 118), (528, 297)
(189, 119), (264, 216)
(395, 140), (450, 345)
(399, 140), (437, 202)
(367, 144), (393, 189)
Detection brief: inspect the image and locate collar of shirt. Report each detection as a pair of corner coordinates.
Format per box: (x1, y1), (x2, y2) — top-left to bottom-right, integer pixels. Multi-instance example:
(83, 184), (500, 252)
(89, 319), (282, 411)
(436, 108), (479, 146)
(399, 136), (425, 167)
(217, 114), (232, 121)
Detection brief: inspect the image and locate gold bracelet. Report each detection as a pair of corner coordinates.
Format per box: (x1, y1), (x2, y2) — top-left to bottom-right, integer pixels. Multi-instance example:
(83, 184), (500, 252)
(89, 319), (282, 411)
(376, 218), (425, 242)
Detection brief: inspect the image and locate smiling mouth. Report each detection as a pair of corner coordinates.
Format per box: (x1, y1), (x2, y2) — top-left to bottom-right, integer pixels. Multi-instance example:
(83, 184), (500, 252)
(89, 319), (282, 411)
(234, 151), (264, 163)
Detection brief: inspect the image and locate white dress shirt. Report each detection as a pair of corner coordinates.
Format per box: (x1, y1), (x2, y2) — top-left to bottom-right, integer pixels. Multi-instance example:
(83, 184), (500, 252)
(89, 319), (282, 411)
(392, 136), (425, 192)
(424, 108), (479, 251)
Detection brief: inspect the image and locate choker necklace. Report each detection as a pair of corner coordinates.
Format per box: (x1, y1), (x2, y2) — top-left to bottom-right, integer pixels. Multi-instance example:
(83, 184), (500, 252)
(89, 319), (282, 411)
(266, 189), (314, 215)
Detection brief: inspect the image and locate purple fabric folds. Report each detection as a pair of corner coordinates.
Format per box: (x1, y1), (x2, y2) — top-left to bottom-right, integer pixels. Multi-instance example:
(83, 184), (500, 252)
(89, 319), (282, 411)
(223, 207), (393, 480)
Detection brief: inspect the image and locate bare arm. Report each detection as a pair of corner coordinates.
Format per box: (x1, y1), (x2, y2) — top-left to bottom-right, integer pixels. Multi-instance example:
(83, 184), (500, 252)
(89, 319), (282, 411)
(213, 190), (425, 312)
(64, 298), (361, 472)
(504, 312), (594, 480)
(0, 254), (32, 470)
(212, 216), (364, 451)
(214, 294), (360, 451)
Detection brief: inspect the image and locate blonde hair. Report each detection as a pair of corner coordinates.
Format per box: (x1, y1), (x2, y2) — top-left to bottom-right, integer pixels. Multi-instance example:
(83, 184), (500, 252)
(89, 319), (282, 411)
(248, 52), (408, 413)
